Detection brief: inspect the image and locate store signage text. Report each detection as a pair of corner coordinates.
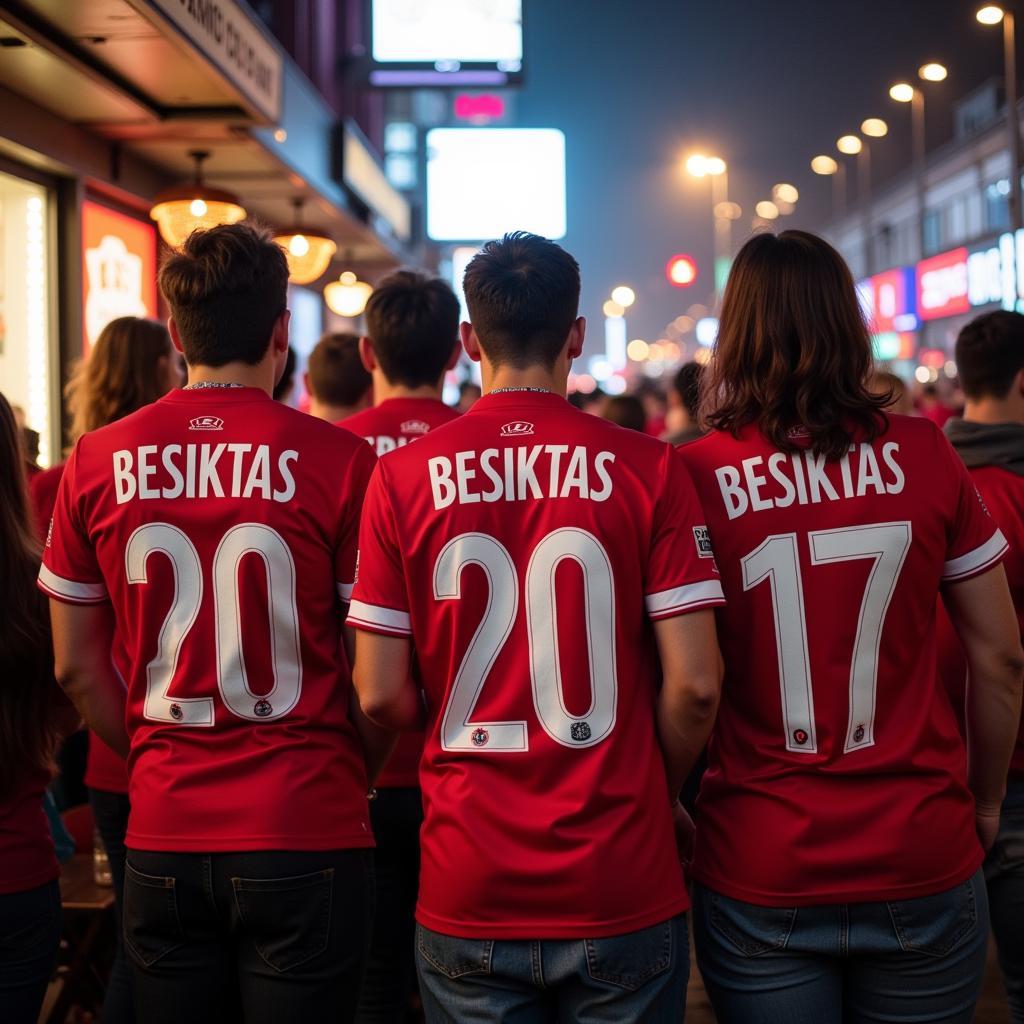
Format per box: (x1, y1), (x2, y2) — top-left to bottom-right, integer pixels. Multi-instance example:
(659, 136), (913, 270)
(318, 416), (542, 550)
(147, 0), (282, 121)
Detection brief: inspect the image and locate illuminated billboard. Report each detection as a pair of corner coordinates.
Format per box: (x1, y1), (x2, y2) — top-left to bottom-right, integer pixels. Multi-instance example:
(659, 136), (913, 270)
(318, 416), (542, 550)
(370, 0), (522, 85)
(426, 128), (566, 242)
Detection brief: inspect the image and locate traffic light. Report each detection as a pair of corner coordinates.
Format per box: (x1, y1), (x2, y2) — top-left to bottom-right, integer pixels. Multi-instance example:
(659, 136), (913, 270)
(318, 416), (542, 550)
(666, 254), (698, 287)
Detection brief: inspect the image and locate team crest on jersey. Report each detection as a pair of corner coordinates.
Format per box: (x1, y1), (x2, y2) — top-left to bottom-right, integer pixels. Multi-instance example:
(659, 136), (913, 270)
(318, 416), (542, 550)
(471, 727), (490, 747)
(189, 416), (224, 431)
(570, 721), (592, 742)
(170, 703), (183, 722)
(500, 421), (534, 437)
(693, 526), (714, 559)
(401, 419), (431, 435)
(786, 424), (811, 440)
(254, 699), (273, 718)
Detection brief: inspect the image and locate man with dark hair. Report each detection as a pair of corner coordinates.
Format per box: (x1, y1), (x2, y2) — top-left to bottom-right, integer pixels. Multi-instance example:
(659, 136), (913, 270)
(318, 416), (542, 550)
(666, 361), (705, 446)
(348, 232), (724, 1021)
(305, 332), (372, 423)
(346, 269), (460, 454)
(342, 269), (459, 1023)
(40, 223), (390, 1023)
(272, 345), (297, 404)
(940, 309), (1024, 1018)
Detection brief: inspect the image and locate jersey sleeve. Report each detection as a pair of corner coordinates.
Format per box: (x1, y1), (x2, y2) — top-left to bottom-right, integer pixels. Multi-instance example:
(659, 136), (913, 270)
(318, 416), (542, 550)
(644, 446), (726, 620)
(37, 442), (108, 605)
(334, 441), (378, 605)
(346, 462), (412, 637)
(939, 431), (1008, 583)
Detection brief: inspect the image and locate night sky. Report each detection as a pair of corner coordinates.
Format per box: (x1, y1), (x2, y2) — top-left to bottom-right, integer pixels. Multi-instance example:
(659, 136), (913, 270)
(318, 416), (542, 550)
(513, 0), (1003, 350)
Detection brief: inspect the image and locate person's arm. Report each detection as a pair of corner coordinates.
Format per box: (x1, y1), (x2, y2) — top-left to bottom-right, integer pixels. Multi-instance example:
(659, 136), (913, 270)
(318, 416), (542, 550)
(351, 629), (423, 731)
(943, 564), (1024, 850)
(49, 599), (129, 757)
(341, 623), (396, 787)
(653, 608), (723, 796)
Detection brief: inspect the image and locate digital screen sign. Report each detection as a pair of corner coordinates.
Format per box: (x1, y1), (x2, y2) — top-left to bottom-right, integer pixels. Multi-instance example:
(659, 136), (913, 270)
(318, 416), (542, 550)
(370, 0), (522, 85)
(426, 128), (566, 242)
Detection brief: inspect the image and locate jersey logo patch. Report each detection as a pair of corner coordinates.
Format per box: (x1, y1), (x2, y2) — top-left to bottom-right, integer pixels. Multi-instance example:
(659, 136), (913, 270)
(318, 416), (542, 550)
(570, 721), (592, 742)
(189, 416), (224, 431)
(501, 421), (534, 437)
(254, 699), (272, 718)
(693, 526), (714, 558)
(471, 727), (489, 747)
(401, 419), (430, 435)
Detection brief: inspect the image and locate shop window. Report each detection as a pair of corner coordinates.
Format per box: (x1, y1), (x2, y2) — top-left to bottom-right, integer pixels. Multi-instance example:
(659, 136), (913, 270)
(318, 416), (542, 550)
(922, 210), (942, 255)
(0, 170), (53, 466)
(986, 179), (1011, 232)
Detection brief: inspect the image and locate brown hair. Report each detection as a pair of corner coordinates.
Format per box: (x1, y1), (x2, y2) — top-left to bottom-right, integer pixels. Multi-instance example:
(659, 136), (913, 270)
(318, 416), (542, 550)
(703, 230), (888, 459)
(307, 332), (372, 408)
(159, 222), (288, 368)
(0, 392), (57, 795)
(66, 317), (173, 441)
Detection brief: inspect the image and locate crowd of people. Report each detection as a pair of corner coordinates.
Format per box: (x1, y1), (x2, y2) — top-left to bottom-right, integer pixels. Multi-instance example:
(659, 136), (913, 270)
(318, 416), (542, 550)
(0, 222), (1022, 1024)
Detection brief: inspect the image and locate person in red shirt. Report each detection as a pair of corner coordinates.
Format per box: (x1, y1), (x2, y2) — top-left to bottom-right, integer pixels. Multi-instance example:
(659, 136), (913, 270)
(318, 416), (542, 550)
(341, 270), (460, 1024)
(305, 332), (373, 424)
(939, 310), (1024, 1019)
(32, 314), (182, 1024)
(349, 232), (724, 1022)
(678, 230), (1024, 1023)
(40, 224), (390, 1024)
(0, 394), (77, 1024)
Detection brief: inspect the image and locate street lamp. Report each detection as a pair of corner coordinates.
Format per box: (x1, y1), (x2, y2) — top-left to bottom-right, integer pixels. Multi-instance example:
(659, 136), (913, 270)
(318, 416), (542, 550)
(611, 285), (636, 308)
(685, 152), (731, 300)
(976, 5), (1022, 231)
(811, 154), (846, 215)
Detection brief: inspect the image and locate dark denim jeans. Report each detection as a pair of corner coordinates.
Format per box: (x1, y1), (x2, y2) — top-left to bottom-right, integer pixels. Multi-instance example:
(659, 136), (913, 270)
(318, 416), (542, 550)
(356, 786), (423, 1023)
(0, 879), (62, 1024)
(124, 848), (375, 1024)
(987, 776), (1024, 1023)
(693, 869), (988, 1024)
(416, 913), (689, 1023)
(90, 787), (134, 1023)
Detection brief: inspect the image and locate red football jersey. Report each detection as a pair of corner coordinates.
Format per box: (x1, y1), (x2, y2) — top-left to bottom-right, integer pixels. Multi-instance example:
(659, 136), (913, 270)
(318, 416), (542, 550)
(341, 396), (459, 788)
(0, 767), (58, 895)
(39, 386), (377, 852)
(678, 416), (1007, 906)
(349, 390), (724, 939)
(937, 464), (1024, 776)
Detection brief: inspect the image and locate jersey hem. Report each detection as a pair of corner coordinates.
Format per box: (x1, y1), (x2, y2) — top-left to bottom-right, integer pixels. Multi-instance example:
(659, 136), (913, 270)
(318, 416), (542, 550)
(125, 832), (376, 852)
(347, 617), (413, 638)
(941, 539), (1009, 583)
(415, 893), (690, 940)
(648, 597), (726, 620)
(690, 853), (985, 907)
(36, 579), (109, 606)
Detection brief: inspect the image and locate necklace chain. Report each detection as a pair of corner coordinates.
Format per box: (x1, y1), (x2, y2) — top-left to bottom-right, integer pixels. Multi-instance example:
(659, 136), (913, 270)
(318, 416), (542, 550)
(182, 381), (246, 390)
(489, 386), (551, 395)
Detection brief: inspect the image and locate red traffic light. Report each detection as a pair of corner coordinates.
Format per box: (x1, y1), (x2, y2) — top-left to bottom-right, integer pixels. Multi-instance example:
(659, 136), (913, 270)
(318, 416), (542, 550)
(666, 254), (698, 288)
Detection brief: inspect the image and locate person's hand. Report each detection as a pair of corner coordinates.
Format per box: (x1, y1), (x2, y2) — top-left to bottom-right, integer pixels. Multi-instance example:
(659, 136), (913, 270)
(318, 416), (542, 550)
(975, 804), (1001, 853)
(672, 801), (696, 868)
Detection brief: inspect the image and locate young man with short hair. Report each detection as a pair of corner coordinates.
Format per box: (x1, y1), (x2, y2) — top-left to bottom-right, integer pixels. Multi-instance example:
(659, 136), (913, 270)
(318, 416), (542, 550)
(341, 269), (460, 1023)
(941, 310), (1024, 1018)
(306, 331), (373, 422)
(349, 232), (724, 1022)
(39, 223), (389, 1024)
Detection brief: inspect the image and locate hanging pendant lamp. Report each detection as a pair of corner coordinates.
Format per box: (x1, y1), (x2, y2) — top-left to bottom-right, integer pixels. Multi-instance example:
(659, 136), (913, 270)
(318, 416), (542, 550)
(273, 198), (337, 285)
(324, 270), (373, 318)
(149, 150), (247, 248)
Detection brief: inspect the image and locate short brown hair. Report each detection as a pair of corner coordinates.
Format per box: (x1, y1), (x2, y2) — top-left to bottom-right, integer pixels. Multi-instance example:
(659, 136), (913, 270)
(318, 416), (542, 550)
(307, 332), (372, 408)
(159, 222), (288, 367)
(66, 317), (173, 441)
(956, 311), (1024, 400)
(703, 230), (887, 459)
(364, 270), (460, 388)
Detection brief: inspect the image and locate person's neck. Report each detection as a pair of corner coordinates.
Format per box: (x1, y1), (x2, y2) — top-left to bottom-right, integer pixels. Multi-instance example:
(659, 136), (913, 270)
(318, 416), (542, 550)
(485, 363), (566, 396)
(372, 372), (443, 404)
(310, 399), (363, 423)
(963, 397), (1024, 427)
(188, 362), (273, 394)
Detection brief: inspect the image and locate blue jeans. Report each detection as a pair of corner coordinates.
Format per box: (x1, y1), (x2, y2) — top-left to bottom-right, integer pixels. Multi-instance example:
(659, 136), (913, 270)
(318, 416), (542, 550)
(0, 879), (62, 1024)
(987, 777), (1024, 1023)
(415, 914), (689, 1023)
(693, 869), (988, 1024)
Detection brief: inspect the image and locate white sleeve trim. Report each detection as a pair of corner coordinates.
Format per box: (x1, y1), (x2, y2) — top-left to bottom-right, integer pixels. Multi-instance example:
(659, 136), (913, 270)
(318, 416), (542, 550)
(645, 579), (725, 616)
(943, 530), (1009, 582)
(336, 582), (354, 603)
(347, 599), (412, 634)
(37, 564), (108, 603)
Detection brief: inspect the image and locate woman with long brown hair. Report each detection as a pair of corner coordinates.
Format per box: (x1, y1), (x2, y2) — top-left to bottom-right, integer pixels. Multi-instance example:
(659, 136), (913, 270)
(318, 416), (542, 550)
(29, 315), (181, 1024)
(0, 392), (71, 1021)
(678, 230), (1024, 1021)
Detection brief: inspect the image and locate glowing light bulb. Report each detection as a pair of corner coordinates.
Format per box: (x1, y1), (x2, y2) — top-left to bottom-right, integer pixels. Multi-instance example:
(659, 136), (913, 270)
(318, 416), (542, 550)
(190, 198), (208, 217)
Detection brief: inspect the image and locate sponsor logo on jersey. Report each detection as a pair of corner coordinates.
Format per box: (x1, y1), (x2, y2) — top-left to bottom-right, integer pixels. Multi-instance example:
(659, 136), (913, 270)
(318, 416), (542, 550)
(500, 420), (534, 437)
(693, 525), (714, 558)
(786, 424), (811, 440)
(401, 419), (431, 435)
(189, 416), (224, 431)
